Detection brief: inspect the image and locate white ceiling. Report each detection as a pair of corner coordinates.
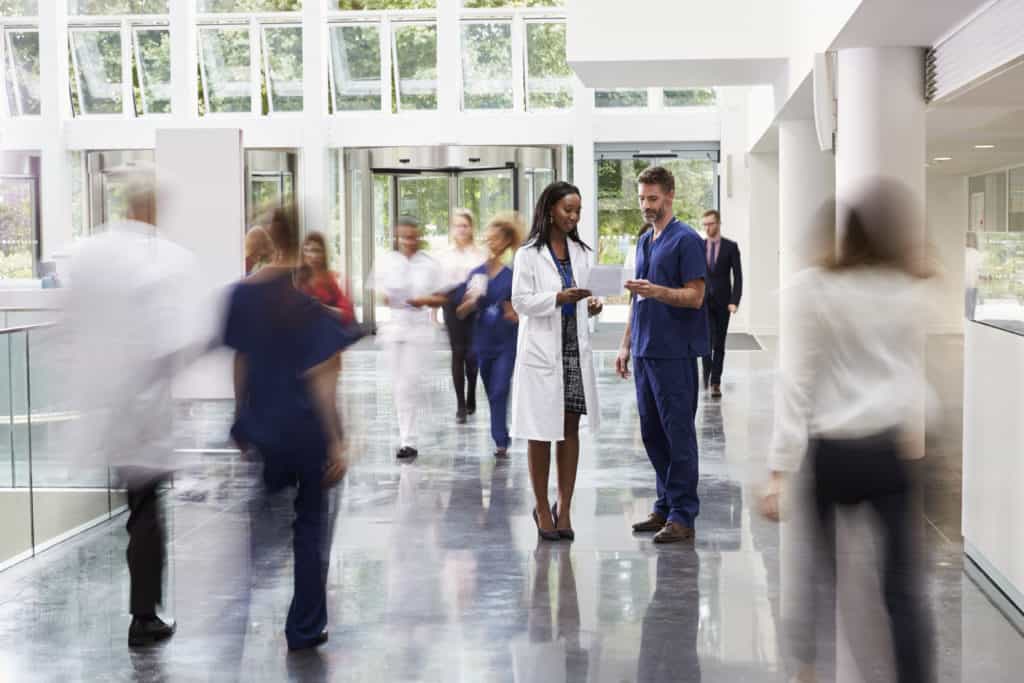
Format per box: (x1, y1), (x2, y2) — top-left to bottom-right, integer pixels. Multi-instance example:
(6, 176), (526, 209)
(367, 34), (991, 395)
(927, 61), (1024, 176)
(831, 0), (993, 49)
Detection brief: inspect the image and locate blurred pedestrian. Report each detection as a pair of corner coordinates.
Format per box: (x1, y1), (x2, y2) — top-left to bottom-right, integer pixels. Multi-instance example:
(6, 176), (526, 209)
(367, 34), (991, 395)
(372, 215), (448, 459)
(224, 206), (357, 652)
(511, 182), (602, 542)
(297, 231), (355, 324)
(759, 178), (935, 683)
(65, 181), (202, 647)
(456, 213), (523, 457)
(245, 225), (273, 275)
(440, 209), (487, 424)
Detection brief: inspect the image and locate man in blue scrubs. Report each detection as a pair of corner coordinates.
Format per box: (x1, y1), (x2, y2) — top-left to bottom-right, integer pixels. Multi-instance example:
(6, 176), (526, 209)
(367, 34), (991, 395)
(617, 166), (709, 544)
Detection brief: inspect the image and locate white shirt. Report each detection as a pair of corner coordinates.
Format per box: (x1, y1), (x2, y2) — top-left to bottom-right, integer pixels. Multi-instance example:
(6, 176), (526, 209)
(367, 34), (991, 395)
(438, 244), (487, 292)
(768, 266), (937, 472)
(372, 249), (444, 344)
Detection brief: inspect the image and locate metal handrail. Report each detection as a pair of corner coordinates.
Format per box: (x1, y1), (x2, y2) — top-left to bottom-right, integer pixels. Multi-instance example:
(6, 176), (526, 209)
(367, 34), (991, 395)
(0, 322), (56, 335)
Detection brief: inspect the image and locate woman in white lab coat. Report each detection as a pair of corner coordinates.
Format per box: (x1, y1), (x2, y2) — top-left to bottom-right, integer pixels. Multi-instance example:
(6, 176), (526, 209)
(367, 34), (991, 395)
(510, 181), (602, 541)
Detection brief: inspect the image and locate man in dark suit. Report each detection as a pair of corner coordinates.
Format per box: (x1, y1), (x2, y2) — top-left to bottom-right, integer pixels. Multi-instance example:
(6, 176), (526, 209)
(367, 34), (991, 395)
(700, 209), (742, 398)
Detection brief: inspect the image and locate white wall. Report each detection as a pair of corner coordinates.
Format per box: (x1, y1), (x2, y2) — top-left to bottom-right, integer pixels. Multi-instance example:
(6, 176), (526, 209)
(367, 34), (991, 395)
(963, 322), (1024, 610)
(747, 153), (781, 336)
(718, 88), (755, 333)
(926, 171), (968, 334)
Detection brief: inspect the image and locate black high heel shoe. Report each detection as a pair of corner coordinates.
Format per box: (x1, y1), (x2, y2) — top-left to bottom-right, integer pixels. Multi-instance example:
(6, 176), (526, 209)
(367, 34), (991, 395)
(551, 502), (575, 541)
(533, 508), (560, 542)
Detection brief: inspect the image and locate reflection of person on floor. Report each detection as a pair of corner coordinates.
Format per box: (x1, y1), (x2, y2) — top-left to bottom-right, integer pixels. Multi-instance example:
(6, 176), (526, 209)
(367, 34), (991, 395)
(65, 180), (202, 647)
(372, 215), (448, 460)
(225, 207), (356, 652)
(440, 209), (487, 423)
(513, 546), (589, 682)
(758, 179), (936, 683)
(457, 213), (524, 457)
(637, 549), (702, 683)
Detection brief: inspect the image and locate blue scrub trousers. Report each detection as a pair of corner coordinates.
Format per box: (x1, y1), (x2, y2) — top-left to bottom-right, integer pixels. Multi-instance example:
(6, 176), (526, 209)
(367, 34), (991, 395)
(634, 357), (700, 526)
(479, 347), (515, 449)
(262, 435), (338, 649)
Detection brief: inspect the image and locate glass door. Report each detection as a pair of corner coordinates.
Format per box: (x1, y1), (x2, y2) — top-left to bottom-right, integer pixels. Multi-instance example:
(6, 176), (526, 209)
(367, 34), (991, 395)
(457, 168), (515, 233)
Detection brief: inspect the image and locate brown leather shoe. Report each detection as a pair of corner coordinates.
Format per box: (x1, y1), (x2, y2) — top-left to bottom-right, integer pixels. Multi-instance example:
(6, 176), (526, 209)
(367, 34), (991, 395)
(653, 521), (695, 544)
(711, 384), (722, 398)
(632, 512), (668, 533)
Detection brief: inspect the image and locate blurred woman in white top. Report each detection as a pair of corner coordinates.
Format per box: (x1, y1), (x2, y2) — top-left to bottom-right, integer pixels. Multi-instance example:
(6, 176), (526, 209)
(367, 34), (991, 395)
(759, 178), (935, 683)
(439, 209), (487, 423)
(372, 215), (447, 459)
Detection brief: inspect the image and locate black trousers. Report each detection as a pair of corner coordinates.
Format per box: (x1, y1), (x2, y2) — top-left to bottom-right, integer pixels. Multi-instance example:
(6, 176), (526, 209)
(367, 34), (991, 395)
(795, 432), (934, 683)
(444, 300), (478, 412)
(701, 304), (731, 387)
(124, 471), (167, 617)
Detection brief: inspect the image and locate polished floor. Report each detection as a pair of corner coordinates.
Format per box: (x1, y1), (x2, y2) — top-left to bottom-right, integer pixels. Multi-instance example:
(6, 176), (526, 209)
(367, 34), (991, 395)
(0, 335), (1022, 682)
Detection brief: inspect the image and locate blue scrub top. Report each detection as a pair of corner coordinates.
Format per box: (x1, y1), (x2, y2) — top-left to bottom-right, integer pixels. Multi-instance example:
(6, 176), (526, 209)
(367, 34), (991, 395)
(469, 263), (517, 359)
(223, 270), (361, 450)
(630, 218), (710, 359)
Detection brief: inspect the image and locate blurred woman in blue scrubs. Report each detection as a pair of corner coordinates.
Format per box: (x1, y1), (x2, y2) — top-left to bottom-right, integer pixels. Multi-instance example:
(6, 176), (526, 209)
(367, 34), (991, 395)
(457, 213), (524, 457)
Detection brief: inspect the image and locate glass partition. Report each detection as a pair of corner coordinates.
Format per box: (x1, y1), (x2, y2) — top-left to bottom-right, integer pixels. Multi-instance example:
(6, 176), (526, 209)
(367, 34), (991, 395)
(458, 169), (514, 233)
(133, 27), (171, 114)
(329, 23), (382, 112)
(595, 88), (648, 109)
(392, 22), (437, 111)
(262, 24), (303, 113)
(69, 28), (124, 115)
(966, 167), (1024, 335)
(0, 327), (31, 567)
(664, 88), (716, 107)
(198, 25), (253, 114)
(4, 29), (41, 116)
(460, 21), (512, 110)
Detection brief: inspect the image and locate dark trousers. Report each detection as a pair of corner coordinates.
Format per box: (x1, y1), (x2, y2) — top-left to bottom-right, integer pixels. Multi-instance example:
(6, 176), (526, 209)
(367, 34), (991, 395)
(262, 438), (337, 649)
(797, 432), (934, 683)
(478, 347), (515, 449)
(701, 304), (731, 387)
(444, 302), (478, 412)
(124, 473), (167, 617)
(635, 357), (700, 526)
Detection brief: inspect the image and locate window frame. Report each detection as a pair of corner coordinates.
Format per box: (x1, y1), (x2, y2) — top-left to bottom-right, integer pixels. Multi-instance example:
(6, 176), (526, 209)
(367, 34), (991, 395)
(259, 22), (304, 116)
(458, 18), (515, 112)
(327, 20), (387, 115)
(131, 24), (172, 117)
(389, 19), (437, 114)
(522, 17), (571, 113)
(197, 20), (260, 117)
(2, 25), (42, 118)
(68, 24), (130, 118)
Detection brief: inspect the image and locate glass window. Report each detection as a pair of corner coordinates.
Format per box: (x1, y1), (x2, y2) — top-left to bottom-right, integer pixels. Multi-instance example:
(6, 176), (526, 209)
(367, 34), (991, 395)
(133, 28), (171, 114)
(329, 24), (381, 112)
(525, 21), (571, 110)
(198, 26), (253, 114)
(4, 29), (40, 116)
(198, 0), (300, 11)
(0, 176), (38, 279)
(463, 0), (563, 7)
(68, 0), (168, 13)
(967, 168), (1024, 334)
(458, 170), (514, 233)
(262, 25), (303, 113)
(336, 0), (435, 8)
(595, 88), (648, 108)
(70, 29), (124, 115)
(597, 157), (715, 265)
(397, 175), (448, 250)
(664, 88), (716, 107)
(461, 22), (512, 111)
(392, 22), (437, 111)
(0, 1), (38, 15)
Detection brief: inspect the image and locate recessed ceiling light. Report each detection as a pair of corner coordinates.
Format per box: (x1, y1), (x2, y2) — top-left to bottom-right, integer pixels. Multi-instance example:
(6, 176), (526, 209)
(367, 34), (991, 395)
(974, 144), (996, 149)
(933, 156), (953, 161)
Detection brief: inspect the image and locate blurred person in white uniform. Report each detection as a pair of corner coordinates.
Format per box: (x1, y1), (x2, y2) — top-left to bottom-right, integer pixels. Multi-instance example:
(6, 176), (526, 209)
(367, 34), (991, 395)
(372, 215), (447, 459)
(759, 178), (936, 683)
(63, 181), (202, 647)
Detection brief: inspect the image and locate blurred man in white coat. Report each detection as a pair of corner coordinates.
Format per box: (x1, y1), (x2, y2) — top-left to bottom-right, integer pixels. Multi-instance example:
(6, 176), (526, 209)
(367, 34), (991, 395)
(64, 181), (201, 647)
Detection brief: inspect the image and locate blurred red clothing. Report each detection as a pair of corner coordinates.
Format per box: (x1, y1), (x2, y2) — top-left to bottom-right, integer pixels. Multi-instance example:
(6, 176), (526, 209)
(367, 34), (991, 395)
(300, 270), (355, 323)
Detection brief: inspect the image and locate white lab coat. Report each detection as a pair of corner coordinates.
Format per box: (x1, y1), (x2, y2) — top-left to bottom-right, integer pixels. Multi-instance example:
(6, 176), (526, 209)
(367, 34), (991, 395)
(509, 239), (600, 442)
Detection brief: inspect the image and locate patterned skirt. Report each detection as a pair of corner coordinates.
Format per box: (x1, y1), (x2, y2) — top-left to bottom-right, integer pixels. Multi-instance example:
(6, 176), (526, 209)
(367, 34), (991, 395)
(561, 313), (587, 415)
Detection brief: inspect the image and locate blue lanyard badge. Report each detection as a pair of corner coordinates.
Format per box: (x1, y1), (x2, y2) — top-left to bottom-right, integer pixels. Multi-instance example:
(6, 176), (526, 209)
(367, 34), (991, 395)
(548, 246), (576, 316)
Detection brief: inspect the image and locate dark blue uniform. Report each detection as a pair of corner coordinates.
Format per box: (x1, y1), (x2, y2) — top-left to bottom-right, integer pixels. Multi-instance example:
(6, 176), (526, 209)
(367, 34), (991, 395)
(469, 264), (517, 449)
(631, 218), (709, 527)
(223, 271), (359, 650)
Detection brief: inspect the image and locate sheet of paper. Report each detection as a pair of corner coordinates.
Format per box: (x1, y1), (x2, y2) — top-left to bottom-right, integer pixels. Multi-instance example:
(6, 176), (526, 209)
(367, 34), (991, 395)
(587, 265), (628, 297)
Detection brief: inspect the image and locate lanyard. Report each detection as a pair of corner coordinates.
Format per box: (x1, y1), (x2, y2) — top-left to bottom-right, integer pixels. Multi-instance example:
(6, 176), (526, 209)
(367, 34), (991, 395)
(548, 245), (576, 316)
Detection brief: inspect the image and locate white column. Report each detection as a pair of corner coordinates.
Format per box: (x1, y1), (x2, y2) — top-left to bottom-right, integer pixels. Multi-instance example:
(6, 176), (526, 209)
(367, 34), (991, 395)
(301, 0), (328, 235)
(37, 0), (72, 258)
(169, 0), (197, 121)
(835, 48), (926, 219)
(436, 0), (460, 143)
(776, 117), (834, 680)
(747, 152), (779, 336)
